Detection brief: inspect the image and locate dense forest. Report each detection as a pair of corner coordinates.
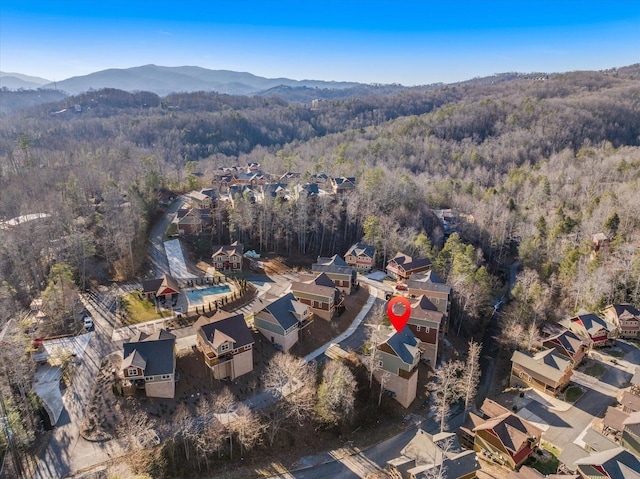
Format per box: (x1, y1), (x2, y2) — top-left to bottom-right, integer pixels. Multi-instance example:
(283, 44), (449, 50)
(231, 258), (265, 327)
(1, 66), (640, 324)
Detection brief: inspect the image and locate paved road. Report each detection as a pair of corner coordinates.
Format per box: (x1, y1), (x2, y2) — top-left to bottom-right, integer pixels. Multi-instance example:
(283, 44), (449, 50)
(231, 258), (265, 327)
(149, 197), (185, 276)
(34, 292), (119, 478)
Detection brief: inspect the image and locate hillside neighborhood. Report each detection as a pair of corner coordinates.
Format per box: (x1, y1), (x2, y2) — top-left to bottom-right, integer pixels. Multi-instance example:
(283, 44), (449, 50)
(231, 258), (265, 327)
(2, 160), (636, 479)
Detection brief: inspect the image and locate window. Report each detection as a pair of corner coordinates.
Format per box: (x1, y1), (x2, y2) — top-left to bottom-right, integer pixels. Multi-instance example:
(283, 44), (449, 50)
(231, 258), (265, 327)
(378, 360), (383, 368)
(145, 376), (153, 381)
(127, 368), (139, 376)
(161, 374), (171, 380)
(220, 342), (230, 352)
(519, 371), (525, 379)
(318, 302), (323, 308)
(416, 326), (421, 332)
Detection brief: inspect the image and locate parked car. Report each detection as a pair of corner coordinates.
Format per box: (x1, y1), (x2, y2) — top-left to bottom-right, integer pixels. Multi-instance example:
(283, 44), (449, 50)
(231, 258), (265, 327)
(83, 315), (94, 330)
(395, 284), (408, 291)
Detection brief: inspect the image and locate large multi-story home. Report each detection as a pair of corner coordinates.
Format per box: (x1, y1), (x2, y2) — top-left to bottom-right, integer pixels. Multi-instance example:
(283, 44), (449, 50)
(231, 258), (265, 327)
(459, 399), (542, 470)
(120, 329), (177, 398)
(344, 242), (376, 273)
(559, 311), (615, 347)
(330, 177), (356, 194)
(574, 447), (640, 479)
(375, 327), (421, 408)
(187, 189), (216, 209)
(406, 295), (445, 366)
(622, 412), (640, 458)
(387, 252), (432, 282)
(194, 311), (254, 380)
(510, 348), (573, 396)
(407, 270), (452, 317)
(542, 329), (591, 366)
(291, 273), (340, 320)
(602, 303), (640, 339)
(312, 255), (356, 294)
(211, 241), (244, 274)
(254, 293), (311, 352)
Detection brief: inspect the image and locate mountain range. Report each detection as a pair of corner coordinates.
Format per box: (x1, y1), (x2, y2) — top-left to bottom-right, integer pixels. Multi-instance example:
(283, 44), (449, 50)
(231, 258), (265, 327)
(1, 64), (363, 96)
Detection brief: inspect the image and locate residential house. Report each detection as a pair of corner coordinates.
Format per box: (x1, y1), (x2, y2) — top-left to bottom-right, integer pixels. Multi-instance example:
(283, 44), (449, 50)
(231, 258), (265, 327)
(121, 329), (177, 398)
(387, 252), (432, 282)
(344, 242), (376, 273)
(258, 183), (289, 202)
(187, 190), (215, 209)
(310, 173), (329, 184)
(330, 176), (356, 194)
(459, 399), (542, 470)
(580, 428), (619, 454)
(407, 270), (453, 322)
(228, 184), (257, 204)
(211, 241), (244, 274)
(603, 406), (630, 436)
(293, 182), (330, 200)
(291, 273), (340, 320)
(279, 172), (301, 183)
(406, 295), (445, 365)
(574, 447), (640, 479)
(559, 311), (615, 347)
(602, 304), (640, 339)
(174, 207), (211, 235)
(622, 412), (640, 457)
(141, 274), (180, 301)
(510, 348), (573, 396)
(254, 293), (311, 352)
(194, 311), (254, 380)
(592, 232), (611, 253)
(312, 255), (356, 294)
(387, 429), (480, 479)
(621, 391), (640, 414)
(375, 327), (421, 408)
(542, 329), (591, 366)
(508, 466), (578, 479)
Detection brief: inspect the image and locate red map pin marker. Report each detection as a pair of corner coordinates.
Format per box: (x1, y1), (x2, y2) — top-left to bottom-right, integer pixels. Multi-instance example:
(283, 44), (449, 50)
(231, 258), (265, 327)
(387, 296), (411, 333)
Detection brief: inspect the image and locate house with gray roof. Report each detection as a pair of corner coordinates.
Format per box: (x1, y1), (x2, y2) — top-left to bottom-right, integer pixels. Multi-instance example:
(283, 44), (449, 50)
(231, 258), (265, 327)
(121, 329), (176, 398)
(291, 273), (340, 320)
(559, 310), (614, 347)
(622, 411), (640, 457)
(407, 295), (445, 366)
(194, 311), (254, 380)
(407, 270), (452, 321)
(621, 391), (640, 414)
(312, 255), (356, 294)
(375, 327), (421, 408)
(510, 348), (573, 396)
(387, 252), (433, 282)
(212, 240), (244, 274)
(254, 293), (310, 352)
(344, 242), (376, 272)
(602, 303), (640, 339)
(574, 447), (640, 478)
(542, 329), (591, 366)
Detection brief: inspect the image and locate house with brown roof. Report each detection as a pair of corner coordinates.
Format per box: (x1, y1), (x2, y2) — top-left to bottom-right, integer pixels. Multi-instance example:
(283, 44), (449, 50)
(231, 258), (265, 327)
(406, 295), (445, 366)
(194, 312), (254, 380)
(603, 406), (630, 436)
(121, 329), (176, 398)
(344, 242), (376, 273)
(312, 255), (356, 294)
(542, 329), (591, 366)
(459, 399), (542, 470)
(574, 447), (640, 479)
(254, 293), (311, 352)
(291, 273), (340, 320)
(621, 391), (640, 414)
(141, 274), (180, 301)
(510, 348), (573, 396)
(375, 327), (421, 408)
(187, 190), (215, 209)
(508, 466), (578, 479)
(387, 252), (433, 282)
(559, 311), (614, 347)
(621, 412), (640, 457)
(212, 241), (244, 274)
(602, 304), (640, 339)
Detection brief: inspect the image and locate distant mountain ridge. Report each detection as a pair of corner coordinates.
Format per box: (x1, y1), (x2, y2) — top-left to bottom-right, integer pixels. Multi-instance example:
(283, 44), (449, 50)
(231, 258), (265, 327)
(0, 71), (51, 90)
(36, 64), (363, 96)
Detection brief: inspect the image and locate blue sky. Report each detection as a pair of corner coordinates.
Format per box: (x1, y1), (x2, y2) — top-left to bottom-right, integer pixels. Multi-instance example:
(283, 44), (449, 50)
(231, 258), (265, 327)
(1, 0), (639, 85)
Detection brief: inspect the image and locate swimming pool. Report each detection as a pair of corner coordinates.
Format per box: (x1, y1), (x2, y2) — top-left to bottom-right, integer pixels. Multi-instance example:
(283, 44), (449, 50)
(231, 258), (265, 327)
(185, 285), (231, 305)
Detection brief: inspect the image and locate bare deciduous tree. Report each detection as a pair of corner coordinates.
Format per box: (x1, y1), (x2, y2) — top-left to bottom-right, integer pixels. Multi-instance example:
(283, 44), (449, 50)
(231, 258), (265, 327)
(430, 360), (463, 433)
(230, 403), (265, 456)
(460, 341), (482, 415)
(316, 360), (357, 425)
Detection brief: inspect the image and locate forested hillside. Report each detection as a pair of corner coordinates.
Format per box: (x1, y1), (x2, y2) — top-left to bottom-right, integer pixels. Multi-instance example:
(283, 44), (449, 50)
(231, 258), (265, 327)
(1, 67), (640, 326)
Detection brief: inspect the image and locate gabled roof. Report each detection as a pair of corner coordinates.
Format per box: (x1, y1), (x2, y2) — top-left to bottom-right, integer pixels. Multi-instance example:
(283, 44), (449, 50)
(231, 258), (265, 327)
(389, 252), (433, 273)
(561, 310), (611, 336)
(480, 398), (511, 419)
(511, 348), (572, 384)
(262, 293), (306, 330)
(401, 429), (462, 465)
(604, 303), (640, 322)
(507, 466), (579, 479)
(409, 295), (444, 325)
(604, 406), (630, 432)
(543, 329), (590, 357)
(621, 391), (640, 412)
(212, 240), (244, 258)
(121, 349), (147, 370)
(582, 428), (619, 453)
(142, 274), (180, 296)
(381, 327), (420, 365)
(291, 273), (337, 299)
(575, 447), (640, 479)
(345, 242), (375, 259)
(122, 329), (176, 376)
(407, 271), (453, 294)
(196, 313), (254, 350)
(333, 177), (356, 187)
(623, 411), (640, 437)
(312, 255), (355, 277)
(473, 412), (542, 454)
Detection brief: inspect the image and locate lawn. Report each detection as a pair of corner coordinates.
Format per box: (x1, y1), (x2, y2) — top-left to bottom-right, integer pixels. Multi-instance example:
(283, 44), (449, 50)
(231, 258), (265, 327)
(121, 291), (169, 325)
(582, 361), (608, 378)
(526, 442), (560, 475)
(564, 385), (584, 403)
